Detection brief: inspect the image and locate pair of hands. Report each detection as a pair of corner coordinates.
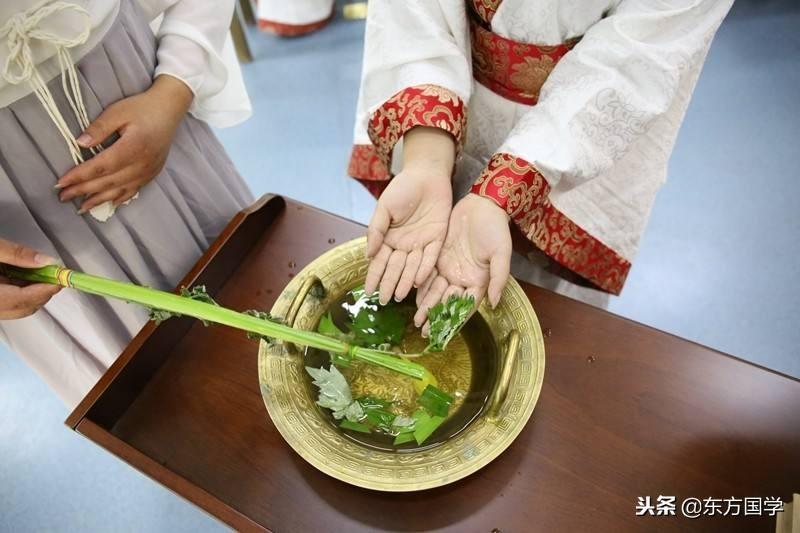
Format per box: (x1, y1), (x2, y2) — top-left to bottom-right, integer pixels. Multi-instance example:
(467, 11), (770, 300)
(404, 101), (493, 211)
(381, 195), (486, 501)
(56, 75), (192, 214)
(364, 127), (512, 332)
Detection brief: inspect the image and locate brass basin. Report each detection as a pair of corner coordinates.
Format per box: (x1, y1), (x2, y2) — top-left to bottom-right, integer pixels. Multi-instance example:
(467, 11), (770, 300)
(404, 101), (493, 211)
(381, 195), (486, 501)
(258, 237), (545, 491)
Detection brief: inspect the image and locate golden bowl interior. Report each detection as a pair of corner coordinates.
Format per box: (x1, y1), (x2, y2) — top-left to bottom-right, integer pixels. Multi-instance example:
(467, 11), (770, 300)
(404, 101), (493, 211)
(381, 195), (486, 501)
(258, 237), (545, 491)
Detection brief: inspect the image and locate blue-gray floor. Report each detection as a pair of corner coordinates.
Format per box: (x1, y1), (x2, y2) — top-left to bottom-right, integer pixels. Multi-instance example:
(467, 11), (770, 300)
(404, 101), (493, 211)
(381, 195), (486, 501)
(1, 1), (798, 531)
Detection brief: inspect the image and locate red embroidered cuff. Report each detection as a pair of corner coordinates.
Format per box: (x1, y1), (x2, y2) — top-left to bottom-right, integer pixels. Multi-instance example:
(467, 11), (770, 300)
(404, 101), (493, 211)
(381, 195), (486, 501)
(471, 153), (631, 295)
(347, 144), (390, 197)
(347, 84), (467, 198)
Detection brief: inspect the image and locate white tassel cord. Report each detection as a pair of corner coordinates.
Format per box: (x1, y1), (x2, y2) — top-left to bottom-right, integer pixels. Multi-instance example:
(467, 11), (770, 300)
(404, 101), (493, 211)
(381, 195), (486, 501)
(1, 1), (126, 221)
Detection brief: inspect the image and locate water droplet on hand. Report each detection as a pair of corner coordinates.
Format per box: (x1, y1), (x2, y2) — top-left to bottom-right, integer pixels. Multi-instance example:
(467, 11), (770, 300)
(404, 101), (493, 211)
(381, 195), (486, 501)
(328, 238), (336, 244)
(587, 355), (596, 363)
(288, 261), (296, 268)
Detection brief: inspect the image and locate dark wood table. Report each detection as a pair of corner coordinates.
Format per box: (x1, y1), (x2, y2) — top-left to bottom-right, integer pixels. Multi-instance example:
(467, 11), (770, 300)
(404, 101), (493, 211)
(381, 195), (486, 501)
(68, 195), (800, 532)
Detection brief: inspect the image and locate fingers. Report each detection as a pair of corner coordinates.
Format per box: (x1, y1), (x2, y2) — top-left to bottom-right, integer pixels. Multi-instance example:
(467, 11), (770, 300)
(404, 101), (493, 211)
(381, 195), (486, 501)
(58, 163), (135, 202)
(442, 284), (464, 303)
(394, 248), (421, 302)
(19, 283), (61, 305)
(0, 274), (28, 288)
(113, 188), (137, 207)
(364, 244), (391, 296)
(0, 238), (57, 268)
(421, 320), (431, 338)
(415, 268), (437, 307)
(79, 187), (129, 214)
(415, 240), (443, 287)
(57, 142), (125, 192)
(76, 101), (124, 149)
(487, 246), (512, 308)
(378, 250), (406, 305)
(414, 275), (448, 327)
(366, 204), (391, 259)
(0, 283), (61, 320)
(464, 285), (485, 308)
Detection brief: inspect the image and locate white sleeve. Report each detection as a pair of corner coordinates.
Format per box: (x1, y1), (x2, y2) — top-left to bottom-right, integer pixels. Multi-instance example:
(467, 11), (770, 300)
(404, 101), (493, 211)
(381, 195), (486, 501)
(137, 0), (251, 127)
(353, 0), (472, 144)
(496, 0), (733, 190)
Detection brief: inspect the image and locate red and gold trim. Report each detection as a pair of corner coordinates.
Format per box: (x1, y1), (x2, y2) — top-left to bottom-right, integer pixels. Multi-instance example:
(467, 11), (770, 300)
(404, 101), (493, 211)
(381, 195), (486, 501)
(471, 153), (631, 294)
(258, 7), (334, 37)
(470, 19), (578, 106)
(470, 0), (502, 25)
(348, 84), (467, 198)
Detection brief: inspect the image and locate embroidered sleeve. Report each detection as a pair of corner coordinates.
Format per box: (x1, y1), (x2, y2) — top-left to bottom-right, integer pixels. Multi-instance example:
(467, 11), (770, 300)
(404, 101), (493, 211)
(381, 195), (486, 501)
(348, 84), (467, 197)
(471, 153), (631, 294)
(347, 144), (391, 196)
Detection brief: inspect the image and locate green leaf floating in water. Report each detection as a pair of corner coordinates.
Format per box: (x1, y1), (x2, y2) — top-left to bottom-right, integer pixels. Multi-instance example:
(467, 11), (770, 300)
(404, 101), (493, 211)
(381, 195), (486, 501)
(148, 285), (219, 325)
(308, 288), (467, 446)
(317, 312), (353, 367)
(356, 396), (391, 409)
(307, 365), (451, 445)
(339, 419), (371, 433)
(418, 384), (454, 417)
(391, 415), (416, 435)
(356, 396), (401, 434)
(411, 408), (445, 445)
(343, 287), (408, 348)
(341, 400), (366, 423)
(318, 312), (345, 339)
(305, 365), (364, 422)
(343, 287), (379, 309)
(426, 294), (475, 352)
(393, 432), (416, 445)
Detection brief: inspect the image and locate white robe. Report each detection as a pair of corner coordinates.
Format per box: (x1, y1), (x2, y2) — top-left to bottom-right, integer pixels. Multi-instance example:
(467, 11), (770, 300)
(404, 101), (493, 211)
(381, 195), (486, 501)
(351, 0), (733, 303)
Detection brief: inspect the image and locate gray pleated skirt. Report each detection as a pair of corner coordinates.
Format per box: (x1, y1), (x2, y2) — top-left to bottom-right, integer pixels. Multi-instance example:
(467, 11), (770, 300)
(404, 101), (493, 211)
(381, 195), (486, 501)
(0, 1), (253, 407)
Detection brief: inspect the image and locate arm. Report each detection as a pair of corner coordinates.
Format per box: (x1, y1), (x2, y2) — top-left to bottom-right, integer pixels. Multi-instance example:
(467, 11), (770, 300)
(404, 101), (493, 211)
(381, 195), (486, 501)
(470, 0), (733, 294)
(415, 0), (733, 319)
(56, 0), (241, 216)
(364, 126), (455, 304)
(138, 0), (248, 127)
(352, 0), (473, 305)
(349, 0), (471, 191)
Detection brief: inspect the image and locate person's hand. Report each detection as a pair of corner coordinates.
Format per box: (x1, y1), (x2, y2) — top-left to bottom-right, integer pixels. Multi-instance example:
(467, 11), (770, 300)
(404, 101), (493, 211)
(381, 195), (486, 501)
(365, 127), (456, 305)
(414, 193), (512, 329)
(56, 75), (194, 214)
(0, 238), (60, 320)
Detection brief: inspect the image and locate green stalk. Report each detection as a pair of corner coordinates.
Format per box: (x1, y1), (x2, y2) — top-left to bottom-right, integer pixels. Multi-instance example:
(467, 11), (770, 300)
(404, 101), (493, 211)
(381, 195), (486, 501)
(2, 265), (425, 380)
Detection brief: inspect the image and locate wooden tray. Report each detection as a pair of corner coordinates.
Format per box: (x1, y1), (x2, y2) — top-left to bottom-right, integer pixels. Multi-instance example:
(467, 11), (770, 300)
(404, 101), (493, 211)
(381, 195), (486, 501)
(68, 195), (800, 533)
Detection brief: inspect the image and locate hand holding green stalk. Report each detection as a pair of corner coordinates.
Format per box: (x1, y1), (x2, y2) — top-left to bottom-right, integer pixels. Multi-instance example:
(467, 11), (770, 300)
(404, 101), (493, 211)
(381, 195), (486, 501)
(0, 239), (60, 320)
(1, 264), (426, 380)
